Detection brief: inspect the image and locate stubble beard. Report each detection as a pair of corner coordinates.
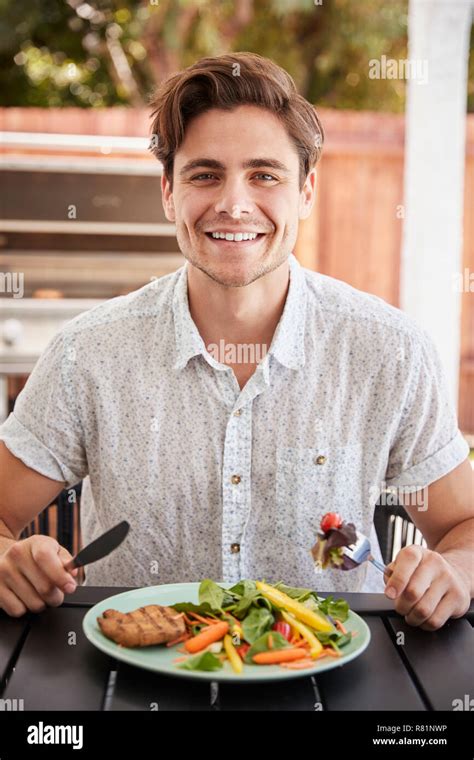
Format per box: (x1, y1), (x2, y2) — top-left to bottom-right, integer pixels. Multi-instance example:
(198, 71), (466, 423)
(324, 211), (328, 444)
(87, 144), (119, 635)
(177, 227), (291, 288)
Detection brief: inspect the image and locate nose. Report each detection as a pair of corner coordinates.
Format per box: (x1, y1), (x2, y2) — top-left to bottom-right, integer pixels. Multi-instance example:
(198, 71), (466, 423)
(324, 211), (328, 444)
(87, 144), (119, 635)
(213, 176), (255, 218)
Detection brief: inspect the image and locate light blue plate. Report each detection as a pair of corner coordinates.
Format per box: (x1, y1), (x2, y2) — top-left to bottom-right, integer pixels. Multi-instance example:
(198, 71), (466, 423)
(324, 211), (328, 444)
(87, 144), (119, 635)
(82, 582), (371, 682)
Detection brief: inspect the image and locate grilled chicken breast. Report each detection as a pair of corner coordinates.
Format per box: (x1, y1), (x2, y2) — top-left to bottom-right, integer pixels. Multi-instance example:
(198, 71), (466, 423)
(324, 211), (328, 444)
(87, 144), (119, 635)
(97, 604), (186, 648)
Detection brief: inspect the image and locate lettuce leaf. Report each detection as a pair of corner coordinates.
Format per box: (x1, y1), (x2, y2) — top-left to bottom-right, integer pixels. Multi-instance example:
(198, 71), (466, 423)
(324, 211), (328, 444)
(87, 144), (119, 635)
(178, 651), (223, 671)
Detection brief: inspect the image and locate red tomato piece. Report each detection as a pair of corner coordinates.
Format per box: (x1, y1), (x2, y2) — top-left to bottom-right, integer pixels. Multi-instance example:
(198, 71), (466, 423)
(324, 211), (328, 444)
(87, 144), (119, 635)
(321, 512), (343, 532)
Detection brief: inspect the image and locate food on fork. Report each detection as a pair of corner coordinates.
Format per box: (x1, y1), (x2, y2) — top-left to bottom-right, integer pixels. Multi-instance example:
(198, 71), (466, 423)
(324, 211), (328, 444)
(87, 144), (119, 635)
(97, 604), (186, 647)
(310, 512), (358, 570)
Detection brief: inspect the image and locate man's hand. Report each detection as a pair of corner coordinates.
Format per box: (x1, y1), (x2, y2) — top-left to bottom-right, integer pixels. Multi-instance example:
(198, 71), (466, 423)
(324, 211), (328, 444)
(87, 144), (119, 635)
(383, 544), (471, 631)
(0, 535), (79, 617)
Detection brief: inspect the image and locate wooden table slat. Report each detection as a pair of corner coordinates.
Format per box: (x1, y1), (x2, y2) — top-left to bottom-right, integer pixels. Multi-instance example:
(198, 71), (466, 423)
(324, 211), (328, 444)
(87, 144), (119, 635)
(316, 617), (427, 711)
(62, 587), (133, 608)
(109, 663), (213, 711)
(386, 616), (474, 711)
(1, 607), (113, 710)
(0, 613), (30, 694)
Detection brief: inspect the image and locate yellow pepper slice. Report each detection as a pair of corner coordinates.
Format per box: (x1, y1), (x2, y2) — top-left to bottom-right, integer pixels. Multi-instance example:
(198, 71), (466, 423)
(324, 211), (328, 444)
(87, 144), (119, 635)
(223, 634), (243, 674)
(280, 610), (323, 658)
(255, 580), (334, 633)
(232, 623), (243, 640)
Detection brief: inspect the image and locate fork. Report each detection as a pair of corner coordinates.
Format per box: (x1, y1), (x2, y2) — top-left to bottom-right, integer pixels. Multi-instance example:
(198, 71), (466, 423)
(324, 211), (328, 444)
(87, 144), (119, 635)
(343, 530), (388, 574)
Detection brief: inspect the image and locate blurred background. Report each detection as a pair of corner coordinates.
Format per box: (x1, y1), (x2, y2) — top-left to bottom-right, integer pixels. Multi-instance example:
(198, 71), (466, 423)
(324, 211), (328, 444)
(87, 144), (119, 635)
(0, 0), (473, 558)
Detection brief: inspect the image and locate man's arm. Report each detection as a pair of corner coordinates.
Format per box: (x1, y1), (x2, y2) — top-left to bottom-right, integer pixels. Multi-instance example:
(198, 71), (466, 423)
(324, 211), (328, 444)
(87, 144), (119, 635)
(0, 441), (79, 616)
(408, 457), (473, 593)
(383, 457), (474, 629)
(0, 441), (65, 540)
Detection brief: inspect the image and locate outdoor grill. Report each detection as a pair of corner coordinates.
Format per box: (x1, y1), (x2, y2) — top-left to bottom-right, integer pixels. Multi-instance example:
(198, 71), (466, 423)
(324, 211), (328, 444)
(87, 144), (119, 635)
(0, 132), (185, 422)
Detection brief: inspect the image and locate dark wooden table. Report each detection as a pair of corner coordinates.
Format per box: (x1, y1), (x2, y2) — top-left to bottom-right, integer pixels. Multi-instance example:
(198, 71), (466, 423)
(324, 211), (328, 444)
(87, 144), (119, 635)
(1, 587), (473, 711)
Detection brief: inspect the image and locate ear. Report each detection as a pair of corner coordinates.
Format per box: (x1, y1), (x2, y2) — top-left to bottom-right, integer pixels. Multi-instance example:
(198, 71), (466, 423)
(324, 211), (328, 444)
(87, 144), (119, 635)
(298, 168), (317, 220)
(161, 173), (176, 222)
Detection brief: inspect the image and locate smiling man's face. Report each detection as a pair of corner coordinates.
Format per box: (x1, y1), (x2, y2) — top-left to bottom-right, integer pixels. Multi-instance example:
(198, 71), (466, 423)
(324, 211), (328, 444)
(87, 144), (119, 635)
(161, 104), (316, 287)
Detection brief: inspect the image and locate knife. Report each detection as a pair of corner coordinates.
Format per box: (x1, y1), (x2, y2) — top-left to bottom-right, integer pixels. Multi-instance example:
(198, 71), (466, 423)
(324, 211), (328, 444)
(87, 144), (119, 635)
(63, 520), (130, 572)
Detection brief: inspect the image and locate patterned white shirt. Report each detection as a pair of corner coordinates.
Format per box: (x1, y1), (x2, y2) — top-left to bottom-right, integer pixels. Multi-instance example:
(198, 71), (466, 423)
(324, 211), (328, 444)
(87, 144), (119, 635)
(0, 254), (468, 593)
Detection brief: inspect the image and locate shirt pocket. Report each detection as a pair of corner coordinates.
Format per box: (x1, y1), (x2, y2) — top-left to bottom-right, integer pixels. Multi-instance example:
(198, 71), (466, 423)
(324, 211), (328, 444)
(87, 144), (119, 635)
(275, 443), (363, 550)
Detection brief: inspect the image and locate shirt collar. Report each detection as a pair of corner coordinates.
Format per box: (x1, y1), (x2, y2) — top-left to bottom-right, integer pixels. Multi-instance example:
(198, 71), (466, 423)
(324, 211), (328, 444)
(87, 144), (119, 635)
(267, 253), (307, 370)
(172, 262), (207, 371)
(172, 252), (307, 372)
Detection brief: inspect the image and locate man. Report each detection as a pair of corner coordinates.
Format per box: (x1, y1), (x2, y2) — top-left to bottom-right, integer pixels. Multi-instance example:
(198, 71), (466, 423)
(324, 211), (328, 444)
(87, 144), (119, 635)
(0, 53), (472, 630)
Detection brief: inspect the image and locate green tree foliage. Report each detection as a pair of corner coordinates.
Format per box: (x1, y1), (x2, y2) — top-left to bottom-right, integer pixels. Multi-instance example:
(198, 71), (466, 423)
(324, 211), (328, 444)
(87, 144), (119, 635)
(0, 0), (471, 112)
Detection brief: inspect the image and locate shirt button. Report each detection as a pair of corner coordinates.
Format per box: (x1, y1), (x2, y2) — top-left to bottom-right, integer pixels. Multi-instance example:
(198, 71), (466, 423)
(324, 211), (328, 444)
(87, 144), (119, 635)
(233, 409), (242, 416)
(315, 455), (326, 465)
(230, 543), (240, 553)
(231, 474), (242, 485)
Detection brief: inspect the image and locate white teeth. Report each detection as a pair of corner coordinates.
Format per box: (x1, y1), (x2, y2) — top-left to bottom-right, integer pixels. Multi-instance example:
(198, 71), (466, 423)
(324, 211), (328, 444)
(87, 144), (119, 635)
(210, 231), (258, 241)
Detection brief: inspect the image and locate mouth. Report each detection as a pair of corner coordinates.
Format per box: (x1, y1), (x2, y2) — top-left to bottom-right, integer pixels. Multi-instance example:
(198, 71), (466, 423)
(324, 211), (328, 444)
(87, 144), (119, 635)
(204, 232), (267, 248)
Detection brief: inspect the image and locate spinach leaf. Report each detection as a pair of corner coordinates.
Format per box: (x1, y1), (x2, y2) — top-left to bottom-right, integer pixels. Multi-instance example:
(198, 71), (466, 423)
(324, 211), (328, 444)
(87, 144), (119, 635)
(227, 580), (257, 598)
(273, 582), (314, 603)
(233, 593), (258, 618)
(178, 651), (223, 671)
(241, 607), (274, 644)
(198, 579), (226, 610)
(315, 630), (352, 649)
(171, 601), (218, 617)
(222, 592), (239, 607)
(317, 595), (350, 623)
(254, 596), (275, 613)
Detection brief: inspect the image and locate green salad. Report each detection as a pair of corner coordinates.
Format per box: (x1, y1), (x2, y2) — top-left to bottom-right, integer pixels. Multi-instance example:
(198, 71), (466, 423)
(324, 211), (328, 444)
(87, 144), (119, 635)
(169, 579), (355, 673)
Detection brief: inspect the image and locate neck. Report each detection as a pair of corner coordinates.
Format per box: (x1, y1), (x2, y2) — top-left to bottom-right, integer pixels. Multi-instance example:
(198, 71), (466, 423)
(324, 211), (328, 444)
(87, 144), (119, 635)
(186, 260), (290, 351)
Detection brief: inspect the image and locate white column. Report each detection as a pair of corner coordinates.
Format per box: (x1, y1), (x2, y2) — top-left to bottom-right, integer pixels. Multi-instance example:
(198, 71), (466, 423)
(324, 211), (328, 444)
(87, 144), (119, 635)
(400, 0), (473, 408)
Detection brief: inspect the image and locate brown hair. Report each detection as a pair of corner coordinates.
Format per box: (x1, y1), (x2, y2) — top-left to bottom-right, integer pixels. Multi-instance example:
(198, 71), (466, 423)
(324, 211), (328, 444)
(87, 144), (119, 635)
(149, 52), (324, 191)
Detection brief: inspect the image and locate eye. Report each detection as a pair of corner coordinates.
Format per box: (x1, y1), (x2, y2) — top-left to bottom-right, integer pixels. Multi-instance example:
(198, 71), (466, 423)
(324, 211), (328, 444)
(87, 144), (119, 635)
(191, 173), (217, 181)
(191, 172), (277, 182)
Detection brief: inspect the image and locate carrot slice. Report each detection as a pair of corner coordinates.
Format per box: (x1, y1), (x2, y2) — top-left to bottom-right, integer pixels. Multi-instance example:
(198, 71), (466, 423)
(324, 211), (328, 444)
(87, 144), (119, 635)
(189, 612), (220, 625)
(280, 658), (316, 669)
(184, 621), (229, 653)
(252, 648), (307, 665)
(323, 647), (342, 658)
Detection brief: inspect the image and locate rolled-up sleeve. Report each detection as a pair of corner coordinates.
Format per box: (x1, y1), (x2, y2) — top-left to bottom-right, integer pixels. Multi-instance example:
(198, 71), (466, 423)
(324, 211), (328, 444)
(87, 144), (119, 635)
(385, 327), (469, 492)
(0, 330), (88, 488)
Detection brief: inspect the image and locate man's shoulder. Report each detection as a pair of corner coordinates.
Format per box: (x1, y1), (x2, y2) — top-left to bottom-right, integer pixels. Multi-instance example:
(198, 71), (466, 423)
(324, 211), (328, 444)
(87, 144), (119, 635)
(59, 266), (184, 339)
(302, 266), (423, 343)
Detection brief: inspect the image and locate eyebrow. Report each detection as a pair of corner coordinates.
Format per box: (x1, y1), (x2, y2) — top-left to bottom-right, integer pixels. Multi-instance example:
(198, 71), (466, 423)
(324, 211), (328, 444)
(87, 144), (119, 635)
(178, 158), (291, 177)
